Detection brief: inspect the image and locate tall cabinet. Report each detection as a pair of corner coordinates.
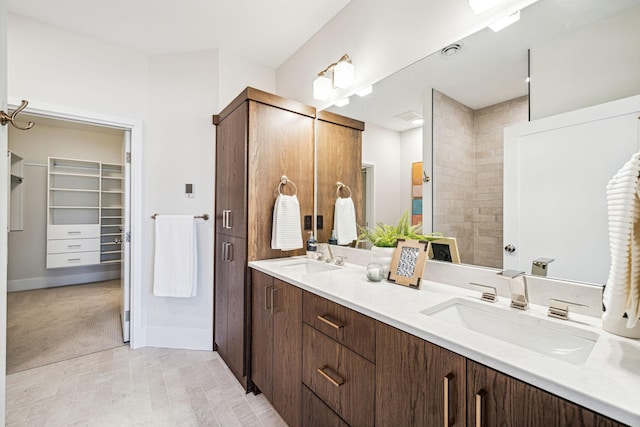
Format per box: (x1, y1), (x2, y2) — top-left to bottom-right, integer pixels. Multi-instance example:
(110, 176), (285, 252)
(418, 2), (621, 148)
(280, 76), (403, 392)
(213, 88), (315, 390)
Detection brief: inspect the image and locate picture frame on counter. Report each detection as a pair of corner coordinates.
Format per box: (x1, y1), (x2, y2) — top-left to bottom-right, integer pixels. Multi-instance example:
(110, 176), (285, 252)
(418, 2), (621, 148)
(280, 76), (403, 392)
(387, 238), (429, 289)
(428, 237), (460, 264)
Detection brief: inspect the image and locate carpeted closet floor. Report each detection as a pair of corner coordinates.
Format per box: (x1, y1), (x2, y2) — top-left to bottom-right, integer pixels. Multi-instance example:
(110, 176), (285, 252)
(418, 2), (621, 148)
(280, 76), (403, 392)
(6, 280), (126, 374)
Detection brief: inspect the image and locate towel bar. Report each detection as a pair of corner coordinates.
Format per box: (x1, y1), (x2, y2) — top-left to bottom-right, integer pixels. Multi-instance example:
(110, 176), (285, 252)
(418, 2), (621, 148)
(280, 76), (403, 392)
(151, 213), (209, 220)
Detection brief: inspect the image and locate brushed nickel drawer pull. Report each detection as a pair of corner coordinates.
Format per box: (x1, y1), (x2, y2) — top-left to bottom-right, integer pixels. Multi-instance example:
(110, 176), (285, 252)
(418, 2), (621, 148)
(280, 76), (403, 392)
(317, 367), (344, 387)
(475, 389), (486, 427)
(317, 314), (344, 330)
(444, 373), (454, 427)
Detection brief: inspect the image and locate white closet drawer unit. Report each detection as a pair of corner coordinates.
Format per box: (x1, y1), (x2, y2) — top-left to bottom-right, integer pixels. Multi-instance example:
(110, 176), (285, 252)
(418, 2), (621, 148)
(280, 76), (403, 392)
(47, 238), (100, 254)
(48, 224), (100, 240)
(47, 251), (100, 268)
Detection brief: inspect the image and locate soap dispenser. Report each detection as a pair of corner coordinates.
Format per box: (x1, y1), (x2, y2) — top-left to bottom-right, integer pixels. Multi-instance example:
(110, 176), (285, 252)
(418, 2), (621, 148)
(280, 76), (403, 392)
(307, 232), (317, 258)
(328, 229), (338, 245)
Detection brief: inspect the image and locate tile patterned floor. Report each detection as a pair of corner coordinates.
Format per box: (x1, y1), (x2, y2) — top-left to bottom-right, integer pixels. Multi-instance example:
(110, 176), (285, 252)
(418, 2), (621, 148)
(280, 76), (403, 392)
(6, 347), (287, 427)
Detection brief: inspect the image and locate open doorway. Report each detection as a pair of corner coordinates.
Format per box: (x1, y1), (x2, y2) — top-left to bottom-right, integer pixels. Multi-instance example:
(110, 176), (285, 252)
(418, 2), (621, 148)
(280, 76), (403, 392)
(6, 113), (132, 373)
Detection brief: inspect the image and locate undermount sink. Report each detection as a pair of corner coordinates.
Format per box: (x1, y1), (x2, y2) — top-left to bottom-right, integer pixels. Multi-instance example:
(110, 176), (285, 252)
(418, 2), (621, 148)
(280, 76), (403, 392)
(276, 259), (340, 274)
(421, 298), (599, 364)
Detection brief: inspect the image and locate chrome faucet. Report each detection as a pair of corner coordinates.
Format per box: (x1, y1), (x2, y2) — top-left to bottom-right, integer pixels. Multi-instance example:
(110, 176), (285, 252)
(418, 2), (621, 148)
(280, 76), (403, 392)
(497, 269), (528, 310)
(317, 243), (334, 263)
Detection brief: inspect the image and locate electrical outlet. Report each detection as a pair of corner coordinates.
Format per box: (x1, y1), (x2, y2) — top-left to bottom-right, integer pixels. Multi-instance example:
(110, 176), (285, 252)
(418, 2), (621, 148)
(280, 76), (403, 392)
(317, 215), (323, 230)
(304, 215), (312, 230)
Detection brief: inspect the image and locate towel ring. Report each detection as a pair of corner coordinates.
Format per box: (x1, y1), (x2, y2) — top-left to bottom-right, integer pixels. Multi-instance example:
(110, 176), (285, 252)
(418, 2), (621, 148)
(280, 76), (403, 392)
(277, 175), (297, 196)
(336, 181), (352, 198)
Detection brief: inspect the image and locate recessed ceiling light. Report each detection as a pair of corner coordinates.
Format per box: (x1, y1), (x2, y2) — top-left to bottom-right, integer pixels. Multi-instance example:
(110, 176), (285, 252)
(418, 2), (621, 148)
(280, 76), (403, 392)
(394, 110), (422, 122)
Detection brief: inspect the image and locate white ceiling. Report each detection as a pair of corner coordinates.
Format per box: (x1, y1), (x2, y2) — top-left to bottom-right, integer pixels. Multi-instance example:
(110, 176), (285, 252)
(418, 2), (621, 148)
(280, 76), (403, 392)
(7, 0), (351, 68)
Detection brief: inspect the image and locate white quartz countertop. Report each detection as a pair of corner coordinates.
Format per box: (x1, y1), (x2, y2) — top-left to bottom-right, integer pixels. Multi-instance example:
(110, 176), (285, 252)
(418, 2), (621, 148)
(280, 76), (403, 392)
(249, 257), (640, 426)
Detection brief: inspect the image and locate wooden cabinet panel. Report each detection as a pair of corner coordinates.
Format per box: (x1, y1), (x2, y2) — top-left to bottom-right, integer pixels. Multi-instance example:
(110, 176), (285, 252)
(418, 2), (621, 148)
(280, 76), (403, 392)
(426, 342), (466, 427)
(302, 385), (349, 427)
(215, 102), (248, 238)
(375, 322), (427, 427)
(272, 278), (303, 427)
(303, 291), (376, 362)
(247, 101), (314, 261)
(316, 118), (363, 244)
(214, 234), (247, 388)
(467, 360), (624, 427)
(251, 270), (273, 400)
(302, 323), (375, 427)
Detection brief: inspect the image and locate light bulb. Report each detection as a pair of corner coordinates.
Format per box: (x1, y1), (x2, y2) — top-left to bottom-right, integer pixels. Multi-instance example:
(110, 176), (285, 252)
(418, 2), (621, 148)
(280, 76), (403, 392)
(313, 74), (332, 100)
(333, 60), (355, 89)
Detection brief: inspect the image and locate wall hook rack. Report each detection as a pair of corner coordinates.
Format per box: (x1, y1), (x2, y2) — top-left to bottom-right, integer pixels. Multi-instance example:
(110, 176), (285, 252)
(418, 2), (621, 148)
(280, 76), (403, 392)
(0, 100), (35, 131)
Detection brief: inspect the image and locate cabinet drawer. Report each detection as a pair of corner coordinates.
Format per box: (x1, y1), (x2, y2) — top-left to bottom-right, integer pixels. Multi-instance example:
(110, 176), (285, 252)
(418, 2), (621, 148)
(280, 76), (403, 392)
(302, 385), (349, 427)
(303, 291), (376, 362)
(303, 324), (375, 427)
(46, 251), (100, 268)
(47, 238), (100, 254)
(48, 224), (100, 240)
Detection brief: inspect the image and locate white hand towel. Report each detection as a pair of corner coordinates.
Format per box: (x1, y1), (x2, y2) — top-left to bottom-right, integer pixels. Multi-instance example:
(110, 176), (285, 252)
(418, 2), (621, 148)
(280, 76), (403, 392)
(603, 152), (640, 327)
(271, 194), (303, 251)
(153, 215), (198, 297)
(334, 196), (358, 245)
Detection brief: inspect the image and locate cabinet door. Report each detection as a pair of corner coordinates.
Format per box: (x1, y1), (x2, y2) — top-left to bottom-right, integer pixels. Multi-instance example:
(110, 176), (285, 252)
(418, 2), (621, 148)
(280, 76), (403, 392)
(375, 322), (427, 427)
(215, 102), (247, 238)
(214, 234), (247, 387)
(251, 270), (274, 400)
(302, 385), (349, 427)
(272, 278), (302, 427)
(467, 360), (624, 427)
(426, 342), (466, 427)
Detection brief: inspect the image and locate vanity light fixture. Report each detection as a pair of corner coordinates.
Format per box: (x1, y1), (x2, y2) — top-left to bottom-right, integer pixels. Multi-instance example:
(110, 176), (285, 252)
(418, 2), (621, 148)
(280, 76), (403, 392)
(489, 10), (520, 32)
(312, 54), (355, 100)
(468, 0), (507, 15)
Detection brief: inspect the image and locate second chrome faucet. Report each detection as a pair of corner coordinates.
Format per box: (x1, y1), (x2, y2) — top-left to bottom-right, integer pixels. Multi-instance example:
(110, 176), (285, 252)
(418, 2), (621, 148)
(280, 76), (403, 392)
(498, 269), (529, 310)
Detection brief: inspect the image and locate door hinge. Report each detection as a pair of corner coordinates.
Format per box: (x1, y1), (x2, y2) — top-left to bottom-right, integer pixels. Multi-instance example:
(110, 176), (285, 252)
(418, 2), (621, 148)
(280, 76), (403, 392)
(126, 231), (131, 243)
(125, 311), (130, 322)
(125, 152), (131, 163)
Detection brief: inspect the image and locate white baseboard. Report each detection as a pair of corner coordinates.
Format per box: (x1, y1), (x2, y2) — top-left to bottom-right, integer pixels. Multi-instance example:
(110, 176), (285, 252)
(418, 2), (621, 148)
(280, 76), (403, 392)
(144, 327), (213, 351)
(8, 270), (121, 292)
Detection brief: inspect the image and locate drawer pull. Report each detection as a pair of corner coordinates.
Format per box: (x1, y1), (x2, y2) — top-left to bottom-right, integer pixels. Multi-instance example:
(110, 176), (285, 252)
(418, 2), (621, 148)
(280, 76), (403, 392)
(67, 231), (82, 235)
(475, 389), (486, 427)
(317, 367), (344, 387)
(67, 244), (82, 248)
(444, 373), (454, 427)
(67, 258), (82, 262)
(317, 314), (344, 330)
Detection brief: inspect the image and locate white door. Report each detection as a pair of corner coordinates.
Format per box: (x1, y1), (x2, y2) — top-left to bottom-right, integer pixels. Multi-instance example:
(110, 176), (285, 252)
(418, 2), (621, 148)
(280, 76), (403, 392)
(0, 0), (9, 422)
(121, 130), (131, 342)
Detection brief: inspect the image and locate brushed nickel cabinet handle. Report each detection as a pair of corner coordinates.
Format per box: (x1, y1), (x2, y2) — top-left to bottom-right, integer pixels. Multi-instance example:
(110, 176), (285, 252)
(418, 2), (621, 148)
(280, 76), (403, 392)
(444, 373), (454, 427)
(475, 390), (486, 427)
(264, 286), (271, 312)
(317, 367), (344, 387)
(317, 314), (344, 330)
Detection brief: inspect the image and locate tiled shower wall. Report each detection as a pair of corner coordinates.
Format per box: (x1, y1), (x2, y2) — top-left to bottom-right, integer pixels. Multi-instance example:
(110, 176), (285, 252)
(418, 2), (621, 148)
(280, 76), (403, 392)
(433, 90), (528, 268)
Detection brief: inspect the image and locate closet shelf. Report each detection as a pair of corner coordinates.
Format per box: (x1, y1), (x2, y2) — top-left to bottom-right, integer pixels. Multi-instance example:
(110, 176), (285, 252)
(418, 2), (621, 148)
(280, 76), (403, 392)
(49, 206), (100, 210)
(50, 188), (100, 193)
(102, 191), (123, 194)
(101, 250), (122, 255)
(101, 232), (123, 237)
(101, 216), (123, 219)
(100, 259), (122, 264)
(49, 171), (100, 178)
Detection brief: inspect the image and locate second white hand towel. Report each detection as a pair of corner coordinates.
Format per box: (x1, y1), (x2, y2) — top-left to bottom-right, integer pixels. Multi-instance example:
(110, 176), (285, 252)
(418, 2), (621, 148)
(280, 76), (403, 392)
(271, 194), (303, 250)
(334, 196), (358, 245)
(153, 215), (198, 297)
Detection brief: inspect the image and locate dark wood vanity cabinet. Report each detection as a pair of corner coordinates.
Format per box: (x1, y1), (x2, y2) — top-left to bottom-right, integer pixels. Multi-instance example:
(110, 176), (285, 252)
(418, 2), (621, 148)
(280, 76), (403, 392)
(251, 270), (302, 427)
(467, 360), (624, 427)
(213, 87), (314, 391)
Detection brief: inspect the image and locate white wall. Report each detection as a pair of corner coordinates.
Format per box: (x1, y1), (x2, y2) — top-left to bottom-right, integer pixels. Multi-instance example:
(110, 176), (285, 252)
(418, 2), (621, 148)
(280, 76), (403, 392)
(7, 15), (277, 350)
(0, 0), (8, 422)
(361, 123), (402, 225)
(218, 49), (277, 108)
(276, 0), (539, 107)
(400, 127), (423, 221)
(530, 4), (640, 119)
(8, 123), (123, 291)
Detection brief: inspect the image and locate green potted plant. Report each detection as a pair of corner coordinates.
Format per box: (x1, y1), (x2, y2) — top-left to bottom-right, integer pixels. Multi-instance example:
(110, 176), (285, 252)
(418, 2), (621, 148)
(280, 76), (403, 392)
(358, 210), (442, 269)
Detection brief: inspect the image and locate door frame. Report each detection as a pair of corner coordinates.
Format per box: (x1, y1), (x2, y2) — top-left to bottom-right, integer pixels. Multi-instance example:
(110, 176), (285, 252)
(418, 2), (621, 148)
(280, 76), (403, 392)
(8, 98), (144, 348)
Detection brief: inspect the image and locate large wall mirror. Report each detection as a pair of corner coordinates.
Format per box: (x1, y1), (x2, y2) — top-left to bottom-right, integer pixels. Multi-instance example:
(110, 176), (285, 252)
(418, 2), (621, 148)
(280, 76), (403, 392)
(325, 0), (640, 285)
